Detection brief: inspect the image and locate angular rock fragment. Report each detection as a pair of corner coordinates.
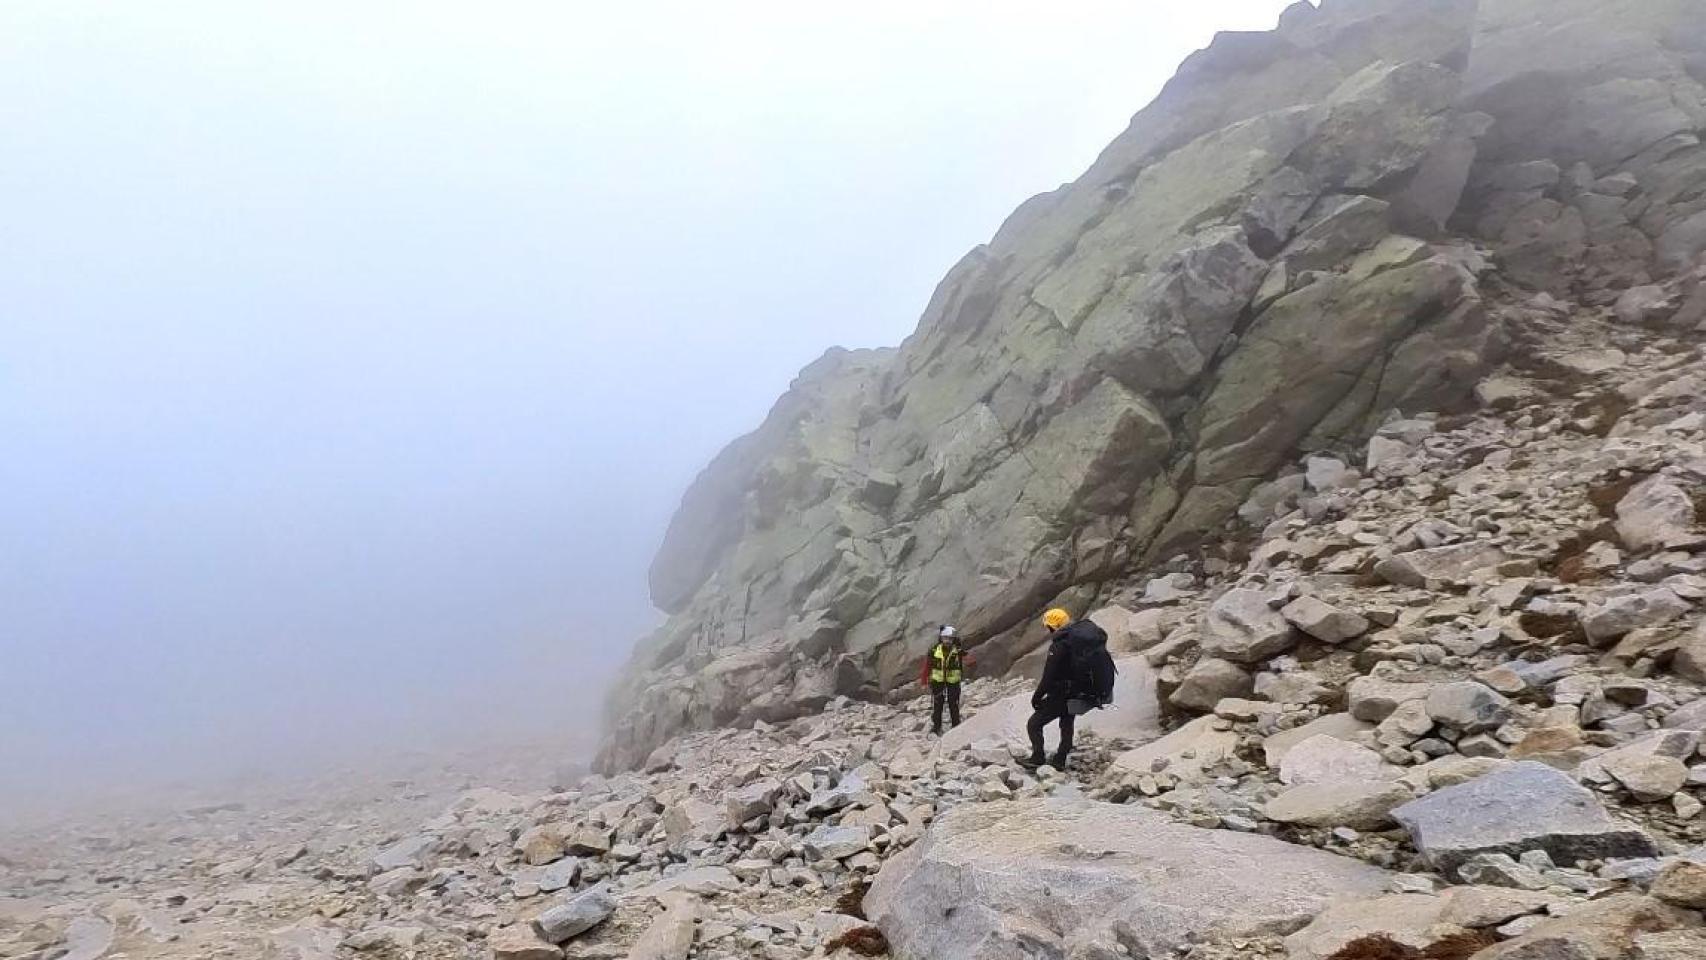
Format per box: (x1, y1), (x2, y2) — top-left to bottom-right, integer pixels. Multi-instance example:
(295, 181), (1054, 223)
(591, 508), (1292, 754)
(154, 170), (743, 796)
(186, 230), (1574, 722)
(514, 826), (566, 866)
(1650, 861), (1706, 909)
(489, 926), (564, 960)
(1169, 658), (1253, 713)
(1425, 681), (1513, 733)
(1581, 588), (1690, 645)
(1285, 893), (1454, 960)
(1602, 753), (1690, 803)
(370, 835), (436, 874)
(723, 778), (782, 825)
(1281, 596), (1370, 644)
(1616, 477), (1698, 552)
(1265, 781), (1412, 830)
(1374, 542), (1507, 588)
(663, 797), (726, 849)
(1472, 894), (1694, 960)
(1200, 588), (1299, 663)
(1348, 677), (1434, 723)
(1393, 762), (1658, 875)
(532, 885), (617, 944)
(804, 824), (872, 861)
(1280, 736), (1395, 787)
(625, 893), (699, 960)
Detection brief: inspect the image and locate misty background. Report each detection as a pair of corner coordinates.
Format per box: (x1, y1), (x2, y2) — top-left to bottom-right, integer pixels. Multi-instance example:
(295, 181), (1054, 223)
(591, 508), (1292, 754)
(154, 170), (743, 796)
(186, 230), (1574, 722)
(1, 0), (1295, 808)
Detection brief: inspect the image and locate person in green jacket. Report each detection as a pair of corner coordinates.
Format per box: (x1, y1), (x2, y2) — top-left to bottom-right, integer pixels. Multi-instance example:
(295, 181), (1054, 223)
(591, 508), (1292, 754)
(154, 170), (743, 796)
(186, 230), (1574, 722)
(921, 625), (971, 735)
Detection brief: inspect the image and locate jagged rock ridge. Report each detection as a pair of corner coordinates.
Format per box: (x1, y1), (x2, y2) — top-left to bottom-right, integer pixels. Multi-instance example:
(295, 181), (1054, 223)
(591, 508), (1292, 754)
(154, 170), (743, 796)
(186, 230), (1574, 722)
(599, 0), (1706, 772)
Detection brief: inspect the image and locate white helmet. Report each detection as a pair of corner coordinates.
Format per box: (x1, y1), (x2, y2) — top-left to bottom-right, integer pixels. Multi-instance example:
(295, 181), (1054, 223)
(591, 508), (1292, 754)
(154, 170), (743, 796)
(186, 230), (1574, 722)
(939, 624), (959, 639)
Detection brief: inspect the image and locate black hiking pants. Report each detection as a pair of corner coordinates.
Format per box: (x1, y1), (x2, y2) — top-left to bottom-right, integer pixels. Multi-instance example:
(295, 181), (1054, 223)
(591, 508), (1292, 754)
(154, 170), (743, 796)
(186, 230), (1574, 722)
(931, 681), (962, 733)
(1026, 700), (1075, 766)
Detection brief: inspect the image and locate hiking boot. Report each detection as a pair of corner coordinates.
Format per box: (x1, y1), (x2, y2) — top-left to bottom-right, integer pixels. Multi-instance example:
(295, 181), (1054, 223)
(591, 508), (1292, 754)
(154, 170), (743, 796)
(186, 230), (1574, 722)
(1051, 754), (1071, 771)
(1017, 755), (1045, 771)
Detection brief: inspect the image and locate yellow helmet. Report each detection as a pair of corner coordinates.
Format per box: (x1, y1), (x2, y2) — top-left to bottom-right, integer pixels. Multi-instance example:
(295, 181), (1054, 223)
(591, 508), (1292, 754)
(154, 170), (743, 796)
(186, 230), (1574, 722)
(1042, 608), (1071, 631)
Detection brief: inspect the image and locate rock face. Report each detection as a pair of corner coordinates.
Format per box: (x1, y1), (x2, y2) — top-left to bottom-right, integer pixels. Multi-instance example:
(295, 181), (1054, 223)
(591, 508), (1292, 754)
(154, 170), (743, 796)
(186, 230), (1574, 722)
(598, 0), (1706, 771)
(865, 798), (1392, 960)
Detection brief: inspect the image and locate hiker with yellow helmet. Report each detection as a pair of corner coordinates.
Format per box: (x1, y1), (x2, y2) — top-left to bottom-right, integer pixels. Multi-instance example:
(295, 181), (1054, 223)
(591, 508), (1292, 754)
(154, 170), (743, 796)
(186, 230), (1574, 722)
(1021, 607), (1082, 770)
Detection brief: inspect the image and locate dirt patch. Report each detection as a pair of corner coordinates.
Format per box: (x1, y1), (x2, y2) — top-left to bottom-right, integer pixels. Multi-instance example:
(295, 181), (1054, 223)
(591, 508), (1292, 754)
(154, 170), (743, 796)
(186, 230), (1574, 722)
(1424, 931), (1498, 959)
(1549, 538), (1596, 584)
(825, 926), (890, 956)
(1519, 609), (1584, 642)
(833, 878), (868, 920)
(1326, 936), (1418, 960)
(1555, 549), (1598, 585)
(1545, 527), (1618, 585)
(1324, 931), (1499, 960)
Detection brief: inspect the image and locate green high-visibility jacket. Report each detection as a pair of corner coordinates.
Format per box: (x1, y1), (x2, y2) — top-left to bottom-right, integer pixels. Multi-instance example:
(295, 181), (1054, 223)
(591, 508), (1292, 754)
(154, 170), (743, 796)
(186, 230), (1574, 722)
(928, 642), (965, 684)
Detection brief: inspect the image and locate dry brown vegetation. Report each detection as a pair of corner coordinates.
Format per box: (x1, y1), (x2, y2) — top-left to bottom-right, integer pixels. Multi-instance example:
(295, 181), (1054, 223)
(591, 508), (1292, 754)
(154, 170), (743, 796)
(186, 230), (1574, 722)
(1325, 930), (1498, 960)
(824, 926), (889, 956)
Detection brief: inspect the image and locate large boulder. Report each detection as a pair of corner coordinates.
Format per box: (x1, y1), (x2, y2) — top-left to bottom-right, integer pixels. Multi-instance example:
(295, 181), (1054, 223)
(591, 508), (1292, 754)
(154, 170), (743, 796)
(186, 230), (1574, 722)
(1471, 894), (1697, 960)
(1108, 716), (1240, 782)
(935, 658), (1161, 757)
(723, 778), (782, 825)
(1425, 681), (1513, 733)
(1651, 861), (1706, 910)
(1284, 893), (1455, 960)
(488, 927), (563, 960)
(1348, 677), (1434, 723)
(1168, 658), (1254, 713)
(1676, 633), (1706, 686)
(1374, 542), (1507, 588)
(866, 798), (1392, 960)
(1281, 596), (1370, 644)
(804, 824), (873, 861)
(1265, 781), (1414, 830)
(370, 835), (436, 874)
(1617, 476), (1698, 552)
(1199, 589), (1299, 664)
(1393, 762), (1659, 875)
(1280, 735), (1398, 786)
(625, 894), (699, 960)
(1581, 587), (1691, 645)
(1264, 713), (1375, 768)
(532, 885), (617, 944)
(662, 797), (726, 850)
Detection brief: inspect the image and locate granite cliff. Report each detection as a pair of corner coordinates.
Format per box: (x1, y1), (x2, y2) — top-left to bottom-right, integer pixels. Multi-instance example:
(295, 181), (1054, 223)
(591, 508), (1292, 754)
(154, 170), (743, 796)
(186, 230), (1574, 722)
(599, 0), (1706, 773)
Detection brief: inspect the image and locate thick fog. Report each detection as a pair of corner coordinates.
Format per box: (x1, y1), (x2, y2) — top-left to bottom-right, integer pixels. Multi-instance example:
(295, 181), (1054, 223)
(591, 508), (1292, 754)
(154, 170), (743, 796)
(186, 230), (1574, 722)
(0, 0), (1295, 809)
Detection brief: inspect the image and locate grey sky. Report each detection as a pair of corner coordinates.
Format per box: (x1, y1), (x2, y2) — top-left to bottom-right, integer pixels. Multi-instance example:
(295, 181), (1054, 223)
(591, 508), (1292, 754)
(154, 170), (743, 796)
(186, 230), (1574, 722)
(0, 0), (1296, 804)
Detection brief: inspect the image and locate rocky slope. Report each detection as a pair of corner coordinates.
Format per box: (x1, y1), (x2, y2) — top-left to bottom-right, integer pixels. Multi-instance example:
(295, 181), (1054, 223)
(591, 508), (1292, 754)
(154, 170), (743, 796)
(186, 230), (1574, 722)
(12, 314), (1706, 960)
(14, 313), (1706, 958)
(598, 0), (1706, 772)
(18, 3), (1706, 960)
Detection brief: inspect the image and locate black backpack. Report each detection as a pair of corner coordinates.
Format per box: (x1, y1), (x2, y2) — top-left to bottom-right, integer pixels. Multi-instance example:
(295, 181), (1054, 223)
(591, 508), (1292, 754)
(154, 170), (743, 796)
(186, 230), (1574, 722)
(1063, 619), (1117, 710)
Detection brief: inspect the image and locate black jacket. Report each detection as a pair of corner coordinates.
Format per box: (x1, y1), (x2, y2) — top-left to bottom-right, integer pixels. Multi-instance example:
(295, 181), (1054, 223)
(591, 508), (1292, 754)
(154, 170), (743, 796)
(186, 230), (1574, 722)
(1032, 630), (1071, 708)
